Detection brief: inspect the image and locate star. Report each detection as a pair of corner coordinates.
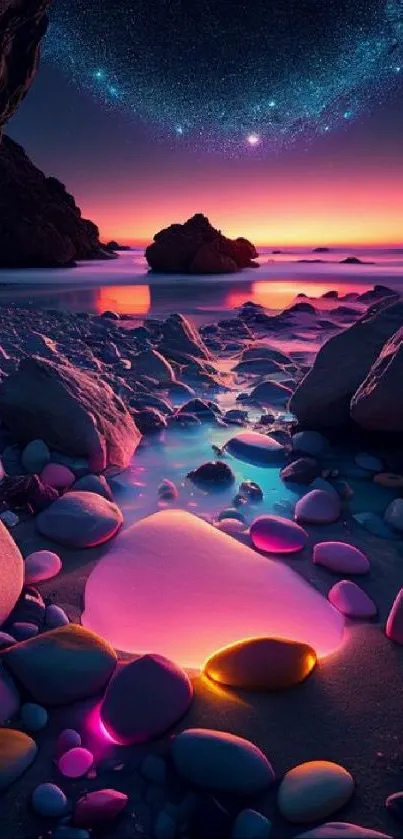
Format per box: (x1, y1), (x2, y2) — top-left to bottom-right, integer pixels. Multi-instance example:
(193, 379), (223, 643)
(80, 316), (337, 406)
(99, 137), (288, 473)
(247, 133), (261, 146)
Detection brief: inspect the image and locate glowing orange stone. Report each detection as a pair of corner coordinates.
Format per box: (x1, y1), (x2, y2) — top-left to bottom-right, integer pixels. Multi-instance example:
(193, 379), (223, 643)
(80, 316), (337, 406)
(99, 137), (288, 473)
(204, 637), (317, 691)
(82, 511), (344, 669)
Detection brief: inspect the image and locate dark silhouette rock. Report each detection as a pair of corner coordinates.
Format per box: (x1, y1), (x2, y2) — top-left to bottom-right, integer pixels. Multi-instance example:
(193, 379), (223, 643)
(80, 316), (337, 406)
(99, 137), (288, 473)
(104, 241), (131, 252)
(313, 247), (330, 253)
(351, 326), (403, 432)
(340, 256), (374, 265)
(0, 0), (51, 136)
(145, 214), (258, 274)
(0, 137), (113, 267)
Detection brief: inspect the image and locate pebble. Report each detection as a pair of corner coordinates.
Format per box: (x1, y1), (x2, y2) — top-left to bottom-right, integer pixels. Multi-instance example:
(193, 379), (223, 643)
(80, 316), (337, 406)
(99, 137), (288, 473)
(384, 498), (403, 532)
(355, 453), (383, 472)
(218, 508), (245, 522)
(0, 510), (19, 528)
(141, 754), (167, 786)
(353, 512), (397, 540)
(232, 809), (272, 839)
(281, 457), (320, 485)
(101, 653), (193, 744)
(328, 581), (377, 618)
(171, 728), (275, 795)
(154, 811), (177, 839)
(250, 515), (308, 555)
(215, 518), (248, 535)
(239, 481), (263, 502)
(56, 729), (82, 758)
(310, 478), (340, 500)
(36, 491), (123, 548)
(72, 474), (113, 500)
(204, 637), (316, 691)
(74, 789), (128, 826)
(41, 463), (76, 490)
(374, 473), (403, 489)
(225, 432), (285, 466)
(45, 604), (70, 628)
(296, 825), (392, 838)
(385, 589), (403, 644)
(0, 631), (16, 650)
(31, 782), (68, 817)
(187, 461), (235, 488)
(295, 490), (341, 525)
(21, 439), (50, 474)
(58, 747), (94, 778)
(292, 431), (328, 458)
(24, 549), (62, 585)
(0, 665), (20, 724)
(21, 702), (48, 732)
(385, 791), (403, 822)
(278, 760), (354, 823)
(0, 728), (37, 791)
(10, 621), (39, 641)
(158, 479), (179, 501)
(313, 542), (370, 575)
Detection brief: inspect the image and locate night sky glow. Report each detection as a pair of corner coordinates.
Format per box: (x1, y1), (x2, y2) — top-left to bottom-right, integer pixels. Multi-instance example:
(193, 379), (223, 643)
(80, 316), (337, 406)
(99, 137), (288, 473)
(8, 0), (403, 245)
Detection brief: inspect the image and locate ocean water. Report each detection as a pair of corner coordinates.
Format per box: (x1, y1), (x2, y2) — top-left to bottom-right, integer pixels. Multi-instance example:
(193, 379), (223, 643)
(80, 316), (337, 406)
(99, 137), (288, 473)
(0, 246), (402, 321)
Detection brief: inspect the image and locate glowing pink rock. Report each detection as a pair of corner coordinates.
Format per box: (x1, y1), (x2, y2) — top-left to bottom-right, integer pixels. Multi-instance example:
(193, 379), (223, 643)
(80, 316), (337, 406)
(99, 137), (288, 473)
(41, 464), (75, 490)
(225, 432), (286, 466)
(313, 542), (370, 575)
(328, 581), (377, 618)
(74, 789), (128, 827)
(58, 746), (94, 778)
(250, 515), (308, 555)
(386, 589), (403, 645)
(83, 510), (344, 667)
(101, 653), (193, 744)
(295, 490), (341, 524)
(24, 550), (62, 585)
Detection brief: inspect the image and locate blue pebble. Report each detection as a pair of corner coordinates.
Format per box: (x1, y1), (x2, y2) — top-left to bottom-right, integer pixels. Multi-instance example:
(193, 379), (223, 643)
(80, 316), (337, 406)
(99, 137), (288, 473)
(45, 604), (70, 628)
(10, 622), (38, 641)
(31, 783), (67, 817)
(21, 702), (48, 732)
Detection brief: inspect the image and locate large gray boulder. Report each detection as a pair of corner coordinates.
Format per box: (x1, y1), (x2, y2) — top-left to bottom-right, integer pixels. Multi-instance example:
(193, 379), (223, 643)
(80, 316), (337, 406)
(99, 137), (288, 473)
(290, 299), (403, 428)
(350, 327), (403, 432)
(0, 357), (141, 472)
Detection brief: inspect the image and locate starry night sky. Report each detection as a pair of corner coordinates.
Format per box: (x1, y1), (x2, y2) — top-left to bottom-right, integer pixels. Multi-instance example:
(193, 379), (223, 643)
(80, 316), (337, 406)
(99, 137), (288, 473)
(8, 0), (403, 245)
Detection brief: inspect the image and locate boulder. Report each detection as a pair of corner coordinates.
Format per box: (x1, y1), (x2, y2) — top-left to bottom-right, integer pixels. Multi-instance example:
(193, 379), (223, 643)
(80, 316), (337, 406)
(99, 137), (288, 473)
(290, 299), (403, 427)
(145, 214), (258, 274)
(351, 327), (403, 432)
(2, 624), (117, 706)
(225, 432), (286, 466)
(249, 380), (292, 406)
(160, 313), (211, 359)
(0, 520), (24, 626)
(101, 653), (193, 744)
(133, 349), (175, 383)
(0, 357), (141, 472)
(36, 491), (123, 548)
(204, 637), (316, 690)
(0, 728), (37, 791)
(171, 728), (275, 794)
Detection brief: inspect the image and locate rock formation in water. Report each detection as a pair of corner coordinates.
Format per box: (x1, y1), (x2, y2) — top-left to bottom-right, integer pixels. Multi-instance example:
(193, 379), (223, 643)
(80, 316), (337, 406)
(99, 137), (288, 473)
(0, 0), (112, 267)
(145, 213), (259, 274)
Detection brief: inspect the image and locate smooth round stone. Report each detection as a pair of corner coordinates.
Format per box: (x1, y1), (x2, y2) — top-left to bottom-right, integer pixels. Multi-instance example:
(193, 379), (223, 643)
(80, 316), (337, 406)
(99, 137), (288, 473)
(281, 457), (320, 485)
(215, 519), (248, 535)
(386, 791), (403, 822)
(353, 512), (396, 540)
(74, 789), (128, 826)
(72, 474), (113, 500)
(278, 760), (354, 823)
(239, 481), (263, 502)
(292, 431), (328, 458)
(217, 508), (245, 523)
(171, 728), (275, 795)
(310, 478), (340, 500)
(22, 439), (50, 474)
(296, 825), (392, 838)
(187, 461), (235, 488)
(328, 581), (377, 618)
(36, 491), (123, 548)
(45, 604), (70, 628)
(0, 665), (20, 724)
(0, 728), (37, 791)
(204, 637), (317, 691)
(158, 479), (179, 501)
(101, 653), (193, 745)
(232, 809), (272, 839)
(384, 499), (403, 533)
(21, 702), (48, 732)
(225, 432), (286, 467)
(24, 550), (62, 585)
(32, 782), (68, 817)
(374, 472), (403, 489)
(0, 631), (17, 651)
(56, 728), (82, 758)
(295, 490), (341, 525)
(58, 747), (94, 778)
(10, 621), (39, 641)
(250, 515), (308, 555)
(41, 463), (76, 490)
(313, 542), (370, 575)
(385, 589), (403, 645)
(355, 453), (383, 473)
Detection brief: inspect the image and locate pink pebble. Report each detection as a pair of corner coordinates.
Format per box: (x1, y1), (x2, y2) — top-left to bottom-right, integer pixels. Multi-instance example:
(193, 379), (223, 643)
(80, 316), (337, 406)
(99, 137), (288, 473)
(295, 490), (341, 525)
(41, 463), (75, 490)
(74, 789), (128, 826)
(328, 580), (377, 618)
(250, 515), (308, 555)
(313, 541), (370, 574)
(58, 747), (93, 778)
(24, 550), (62, 584)
(386, 589), (403, 645)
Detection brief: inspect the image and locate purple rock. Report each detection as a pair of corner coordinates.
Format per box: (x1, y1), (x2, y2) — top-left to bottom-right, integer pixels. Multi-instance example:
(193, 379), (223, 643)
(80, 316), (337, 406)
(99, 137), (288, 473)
(313, 542), (370, 574)
(328, 581), (377, 618)
(250, 515), (308, 555)
(56, 728), (82, 758)
(295, 490), (341, 524)
(58, 747), (94, 778)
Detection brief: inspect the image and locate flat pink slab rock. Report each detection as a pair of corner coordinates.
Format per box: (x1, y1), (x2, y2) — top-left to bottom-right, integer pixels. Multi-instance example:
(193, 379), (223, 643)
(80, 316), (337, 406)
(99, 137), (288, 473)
(83, 510), (344, 668)
(328, 581), (377, 619)
(314, 542), (370, 574)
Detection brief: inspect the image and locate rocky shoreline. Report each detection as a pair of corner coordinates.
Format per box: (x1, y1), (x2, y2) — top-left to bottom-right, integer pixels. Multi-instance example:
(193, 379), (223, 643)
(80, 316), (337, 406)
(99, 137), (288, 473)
(0, 286), (403, 838)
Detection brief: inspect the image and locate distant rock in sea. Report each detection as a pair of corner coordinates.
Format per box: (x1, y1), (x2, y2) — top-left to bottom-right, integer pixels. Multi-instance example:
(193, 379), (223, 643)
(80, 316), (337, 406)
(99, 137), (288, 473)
(104, 240), (132, 252)
(340, 256), (374, 265)
(145, 213), (259, 274)
(313, 247), (330, 252)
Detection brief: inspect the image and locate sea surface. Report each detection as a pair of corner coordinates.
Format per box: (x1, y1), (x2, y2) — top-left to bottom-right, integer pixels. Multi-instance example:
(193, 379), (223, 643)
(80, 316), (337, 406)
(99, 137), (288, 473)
(0, 246), (402, 322)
